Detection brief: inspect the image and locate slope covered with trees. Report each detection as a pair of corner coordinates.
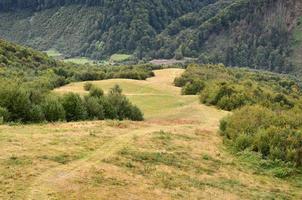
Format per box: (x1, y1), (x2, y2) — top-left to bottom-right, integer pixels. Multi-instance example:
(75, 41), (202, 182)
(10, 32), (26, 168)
(0, 0), (301, 74)
(0, 39), (156, 123)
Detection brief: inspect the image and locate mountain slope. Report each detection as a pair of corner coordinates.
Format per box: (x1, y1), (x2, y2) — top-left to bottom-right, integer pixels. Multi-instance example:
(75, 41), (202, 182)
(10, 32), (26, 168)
(0, 0), (302, 74)
(0, 0), (212, 58)
(0, 38), (59, 69)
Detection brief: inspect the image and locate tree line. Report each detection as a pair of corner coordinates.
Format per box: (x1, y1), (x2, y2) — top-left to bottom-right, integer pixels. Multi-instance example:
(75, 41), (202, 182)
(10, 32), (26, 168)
(0, 83), (143, 123)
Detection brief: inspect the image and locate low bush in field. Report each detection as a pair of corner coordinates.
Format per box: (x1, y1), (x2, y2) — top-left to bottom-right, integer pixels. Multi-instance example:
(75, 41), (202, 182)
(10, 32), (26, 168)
(42, 97), (66, 122)
(220, 105), (302, 167)
(181, 79), (205, 95)
(0, 83), (143, 123)
(89, 86), (104, 98)
(83, 82), (93, 91)
(62, 93), (88, 122)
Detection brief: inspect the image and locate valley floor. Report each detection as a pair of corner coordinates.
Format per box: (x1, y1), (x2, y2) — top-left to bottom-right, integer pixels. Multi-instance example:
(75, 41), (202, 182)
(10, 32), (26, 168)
(0, 69), (301, 199)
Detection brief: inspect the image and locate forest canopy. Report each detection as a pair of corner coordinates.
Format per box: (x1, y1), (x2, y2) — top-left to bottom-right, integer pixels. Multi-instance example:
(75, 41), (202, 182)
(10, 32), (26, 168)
(0, 0), (301, 74)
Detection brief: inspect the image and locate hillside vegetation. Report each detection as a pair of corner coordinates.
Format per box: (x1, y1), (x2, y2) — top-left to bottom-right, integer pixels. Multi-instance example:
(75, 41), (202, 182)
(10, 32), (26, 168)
(0, 0), (302, 74)
(177, 64), (302, 168)
(0, 39), (160, 123)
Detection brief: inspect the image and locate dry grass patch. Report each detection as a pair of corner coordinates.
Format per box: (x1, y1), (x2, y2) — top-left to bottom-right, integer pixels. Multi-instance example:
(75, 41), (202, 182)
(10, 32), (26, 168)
(0, 68), (301, 199)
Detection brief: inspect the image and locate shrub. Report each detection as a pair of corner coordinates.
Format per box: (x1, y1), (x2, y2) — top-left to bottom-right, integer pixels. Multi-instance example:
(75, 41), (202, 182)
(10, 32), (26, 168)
(84, 96), (104, 120)
(0, 106), (9, 123)
(220, 105), (302, 166)
(217, 93), (249, 111)
(106, 85), (144, 121)
(84, 82), (93, 91)
(109, 84), (123, 95)
(99, 97), (117, 119)
(128, 105), (144, 121)
(42, 97), (65, 122)
(89, 86), (104, 98)
(29, 105), (45, 122)
(0, 87), (31, 122)
(235, 134), (253, 151)
(62, 93), (87, 121)
(253, 130), (270, 157)
(181, 80), (205, 95)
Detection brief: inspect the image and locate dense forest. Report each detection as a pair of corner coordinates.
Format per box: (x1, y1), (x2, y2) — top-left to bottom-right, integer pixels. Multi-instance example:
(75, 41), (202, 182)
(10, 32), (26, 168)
(176, 64), (302, 169)
(0, 0), (301, 74)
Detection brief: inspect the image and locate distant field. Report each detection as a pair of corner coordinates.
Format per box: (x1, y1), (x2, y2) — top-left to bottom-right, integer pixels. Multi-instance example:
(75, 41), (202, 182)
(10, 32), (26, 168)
(45, 50), (130, 65)
(44, 49), (63, 58)
(63, 57), (96, 65)
(1, 69), (301, 199)
(110, 54), (132, 62)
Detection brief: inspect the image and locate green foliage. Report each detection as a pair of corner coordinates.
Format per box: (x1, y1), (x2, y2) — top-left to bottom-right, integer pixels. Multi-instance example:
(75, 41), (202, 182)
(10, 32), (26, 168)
(0, 40), (149, 123)
(84, 96), (104, 120)
(177, 64), (300, 111)
(62, 93), (87, 122)
(106, 85), (144, 121)
(89, 86), (104, 98)
(83, 82), (93, 91)
(221, 105), (302, 167)
(177, 64), (302, 168)
(29, 105), (45, 122)
(42, 96), (65, 122)
(1, 0), (300, 73)
(0, 85), (31, 122)
(0, 39), (156, 92)
(181, 80), (205, 95)
(0, 106), (9, 123)
(0, 39), (58, 69)
(236, 151), (296, 178)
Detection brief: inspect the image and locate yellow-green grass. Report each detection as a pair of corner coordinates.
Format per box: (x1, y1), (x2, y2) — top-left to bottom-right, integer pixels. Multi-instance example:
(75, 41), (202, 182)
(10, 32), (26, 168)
(1, 68), (301, 199)
(110, 54), (132, 62)
(63, 57), (96, 65)
(44, 49), (62, 58)
(54, 69), (199, 119)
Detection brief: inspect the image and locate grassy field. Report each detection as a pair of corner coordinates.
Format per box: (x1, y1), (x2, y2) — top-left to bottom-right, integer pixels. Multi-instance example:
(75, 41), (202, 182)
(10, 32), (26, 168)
(110, 54), (132, 62)
(44, 49), (63, 58)
(63, 57), (96, 65)
(1, 69), (301, 199)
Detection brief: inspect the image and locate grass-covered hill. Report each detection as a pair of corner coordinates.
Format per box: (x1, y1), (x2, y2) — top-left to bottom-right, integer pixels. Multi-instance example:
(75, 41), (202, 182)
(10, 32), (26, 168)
(0, 0), (301, 74)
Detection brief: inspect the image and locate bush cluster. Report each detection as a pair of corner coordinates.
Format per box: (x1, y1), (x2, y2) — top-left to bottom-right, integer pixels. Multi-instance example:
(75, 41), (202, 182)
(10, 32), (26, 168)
(0, 83), (143, 123)
(177, 64), (302, 168)
(220, 106), (302, 166)
(177, 64), (299, 111)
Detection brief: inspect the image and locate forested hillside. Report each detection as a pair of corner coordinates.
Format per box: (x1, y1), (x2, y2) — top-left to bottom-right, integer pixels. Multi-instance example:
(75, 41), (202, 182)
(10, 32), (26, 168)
(0, 39), (59, 69)
(0, 39), (155, 123)
(0, 0), (302, 74)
